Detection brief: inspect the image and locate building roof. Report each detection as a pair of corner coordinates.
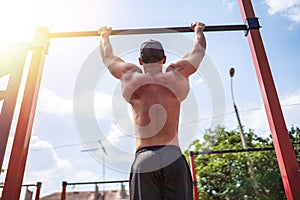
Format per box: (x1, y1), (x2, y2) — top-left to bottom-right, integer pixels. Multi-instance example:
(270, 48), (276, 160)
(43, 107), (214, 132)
(40, 190), (129, 200)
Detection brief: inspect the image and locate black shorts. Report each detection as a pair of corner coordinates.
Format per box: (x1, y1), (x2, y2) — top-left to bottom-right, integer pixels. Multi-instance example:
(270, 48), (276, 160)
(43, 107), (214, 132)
(129, 145), (193, 200)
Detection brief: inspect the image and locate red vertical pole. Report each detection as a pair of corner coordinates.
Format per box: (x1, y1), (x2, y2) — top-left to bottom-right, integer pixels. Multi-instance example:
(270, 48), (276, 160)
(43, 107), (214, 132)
(189, 152), (199, 200)
(35, 182), (42, 200)
(238, 1), (300, 199)
(0, 43), (28, 172)
(1, 27), (49, 200)
(61, 181), (67, 200)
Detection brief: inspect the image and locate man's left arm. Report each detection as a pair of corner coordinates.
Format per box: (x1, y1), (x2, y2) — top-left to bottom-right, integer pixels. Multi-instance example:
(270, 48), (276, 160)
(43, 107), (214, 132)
(99, 26), (140, 79)
(166, 22), (206, 79)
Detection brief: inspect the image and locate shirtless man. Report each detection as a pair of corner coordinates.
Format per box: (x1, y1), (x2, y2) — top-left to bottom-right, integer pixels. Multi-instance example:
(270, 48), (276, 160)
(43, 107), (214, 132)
(99, 22), (206, 200)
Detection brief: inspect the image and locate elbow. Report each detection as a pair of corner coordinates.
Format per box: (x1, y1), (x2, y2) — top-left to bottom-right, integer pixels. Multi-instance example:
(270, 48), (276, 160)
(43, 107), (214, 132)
(102, 55), (118, 67)
(100, 55), (109, 67)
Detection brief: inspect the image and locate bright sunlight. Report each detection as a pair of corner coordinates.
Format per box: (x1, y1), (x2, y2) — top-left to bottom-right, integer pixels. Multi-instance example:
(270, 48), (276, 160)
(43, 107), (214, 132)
(0, 0), (51, 44)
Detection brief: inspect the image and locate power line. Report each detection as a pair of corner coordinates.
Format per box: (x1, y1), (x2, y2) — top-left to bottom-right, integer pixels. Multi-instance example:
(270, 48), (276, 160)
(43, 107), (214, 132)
(182, 102), (300, 127)
(29, 135), (131, 152)
(28, 102), (300, 152)
(30, 140), (99, 152)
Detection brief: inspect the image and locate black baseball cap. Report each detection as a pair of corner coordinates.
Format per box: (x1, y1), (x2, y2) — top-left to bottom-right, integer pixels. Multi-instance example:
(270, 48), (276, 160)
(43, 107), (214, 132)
(140, 39), (165, 63)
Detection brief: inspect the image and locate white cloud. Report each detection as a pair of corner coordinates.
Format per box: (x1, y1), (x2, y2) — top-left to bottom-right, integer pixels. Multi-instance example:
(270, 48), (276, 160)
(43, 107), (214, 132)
(23, 136), (108, 196)
(80, 124), (134, 173)
(222, 0), (235, 11)
(37, 88), (114, 121)
(264, 0), (300, 23)
(0, 136), (80, 196)
(72, 170), (99, 182)
(28, 136), (73, 171)
(106, 124), (131, 142)
(245, 91), (300, 137)
(37, 88), (72, 115)
(246, 108), (269, 137)
(281, 93), (300, 126)
(24, 137), (74, 188)
(73, 89), (113, 121)
(94, 92), (113, 120)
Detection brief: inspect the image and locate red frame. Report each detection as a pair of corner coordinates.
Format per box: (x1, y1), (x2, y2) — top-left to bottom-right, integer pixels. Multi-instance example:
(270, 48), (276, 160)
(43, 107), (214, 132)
(1, 1), (300, 199)
(1, 27), (49, 200)
(189, 152), (199, 200)
(238, 0), (300, 199)
(0, 44), (28, 172)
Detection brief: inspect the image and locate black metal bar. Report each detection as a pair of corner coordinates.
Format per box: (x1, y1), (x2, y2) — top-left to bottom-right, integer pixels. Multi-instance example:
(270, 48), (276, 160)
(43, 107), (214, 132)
(22, 184), (38, 187)
(65, 180), (129, 186)
(47, 24), (248, 38)
(192, 147), (274, 156)
(0, 183), (38, 188)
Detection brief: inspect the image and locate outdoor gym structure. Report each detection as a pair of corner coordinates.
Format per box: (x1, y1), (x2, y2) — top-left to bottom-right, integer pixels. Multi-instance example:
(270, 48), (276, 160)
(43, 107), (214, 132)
(0, 0), (299, 199)
(60, 180), (129, 200)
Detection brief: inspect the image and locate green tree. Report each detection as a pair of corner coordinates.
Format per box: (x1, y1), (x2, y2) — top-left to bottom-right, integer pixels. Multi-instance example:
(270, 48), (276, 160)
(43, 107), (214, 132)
(185, 127), (285, 200)
(0, 168), (4, 186)
(289, 126), (300, 163)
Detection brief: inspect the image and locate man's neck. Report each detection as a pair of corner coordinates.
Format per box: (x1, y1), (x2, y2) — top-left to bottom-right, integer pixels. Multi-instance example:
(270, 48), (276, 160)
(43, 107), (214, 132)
(143, 63), (163, 73)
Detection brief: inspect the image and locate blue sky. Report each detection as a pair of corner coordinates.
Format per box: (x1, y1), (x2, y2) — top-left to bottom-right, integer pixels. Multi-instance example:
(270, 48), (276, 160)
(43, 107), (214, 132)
(1, 0), (300, 197)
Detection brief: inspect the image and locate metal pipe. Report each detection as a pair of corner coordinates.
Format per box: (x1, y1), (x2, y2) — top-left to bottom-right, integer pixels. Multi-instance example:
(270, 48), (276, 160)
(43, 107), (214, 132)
(189, 151), (199, 200)
(65, 180), (129, 186)
(47, 24), (248, 38)
(0, 44), (28, 174)
(35, 182), (42, 200)
(230, 67), (260, 197)
(61, 181), (67, 200)
(1, 27), (49, 200)
(193, 147), (274, 155)
(0, 183), (41, 188)
(238, 0), (300, 199)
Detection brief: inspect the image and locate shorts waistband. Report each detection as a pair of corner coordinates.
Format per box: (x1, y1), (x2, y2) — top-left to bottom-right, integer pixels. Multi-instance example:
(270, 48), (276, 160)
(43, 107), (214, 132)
(136, 145), (181, 154)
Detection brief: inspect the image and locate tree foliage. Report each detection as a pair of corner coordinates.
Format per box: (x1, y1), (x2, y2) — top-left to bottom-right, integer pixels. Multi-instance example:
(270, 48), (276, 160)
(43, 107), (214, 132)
(0, 169), (4, 185)
(184, 127), (298, 200)
(289, 126), (300, 164)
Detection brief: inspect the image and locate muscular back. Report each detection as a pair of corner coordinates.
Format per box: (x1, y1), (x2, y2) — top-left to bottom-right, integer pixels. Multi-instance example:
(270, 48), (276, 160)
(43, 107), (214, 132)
(121, 64), (190, 150)
(99, 24), (205, 150)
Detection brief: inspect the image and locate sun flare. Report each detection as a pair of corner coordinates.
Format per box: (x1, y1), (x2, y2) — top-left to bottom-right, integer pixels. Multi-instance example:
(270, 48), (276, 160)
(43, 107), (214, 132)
(0, 1), (40, 44)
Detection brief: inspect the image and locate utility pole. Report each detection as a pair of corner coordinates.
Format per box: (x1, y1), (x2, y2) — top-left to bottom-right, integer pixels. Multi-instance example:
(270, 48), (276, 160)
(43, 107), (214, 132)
(81, 140), (108, 198)
(98, 140), (107, 194)
(230, 67), (260, 197)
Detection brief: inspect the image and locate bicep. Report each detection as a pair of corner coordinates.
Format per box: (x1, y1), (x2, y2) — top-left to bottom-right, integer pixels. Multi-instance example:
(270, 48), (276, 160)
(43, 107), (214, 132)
(108, 58), (141, 79)
(183, 47), (205, 71)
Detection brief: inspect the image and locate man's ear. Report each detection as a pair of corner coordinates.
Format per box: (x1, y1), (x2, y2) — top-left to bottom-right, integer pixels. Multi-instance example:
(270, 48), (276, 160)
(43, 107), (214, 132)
(162, 56), (167, 64)
(138, 57), (143, 65)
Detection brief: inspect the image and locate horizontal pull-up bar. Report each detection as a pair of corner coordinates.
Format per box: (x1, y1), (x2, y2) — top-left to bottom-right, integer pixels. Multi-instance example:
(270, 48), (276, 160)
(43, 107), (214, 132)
(190, 147), (274, 156)
(63, 180), (129, 186)
(47, 24), (249, 38)
(0, 183), (41, 188)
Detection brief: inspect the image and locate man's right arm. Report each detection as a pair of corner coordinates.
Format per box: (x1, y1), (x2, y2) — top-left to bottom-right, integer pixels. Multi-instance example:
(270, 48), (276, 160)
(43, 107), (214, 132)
(184, 22), (206, 69)
(99, 26), (140, 79)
